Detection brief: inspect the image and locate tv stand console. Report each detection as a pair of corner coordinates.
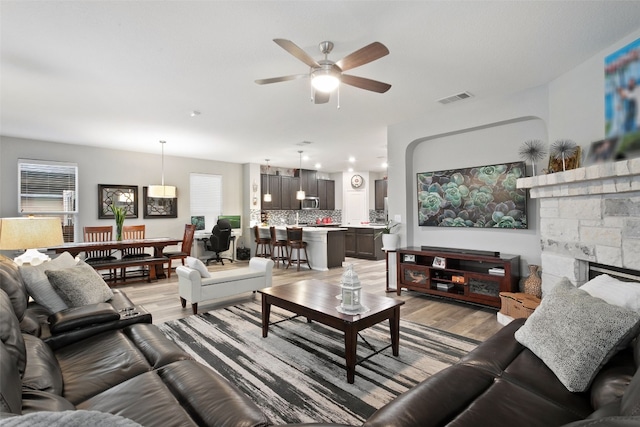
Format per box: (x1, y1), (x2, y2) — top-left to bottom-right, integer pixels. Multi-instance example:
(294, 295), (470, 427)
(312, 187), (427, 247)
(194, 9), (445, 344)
(396, 247), (520, 308)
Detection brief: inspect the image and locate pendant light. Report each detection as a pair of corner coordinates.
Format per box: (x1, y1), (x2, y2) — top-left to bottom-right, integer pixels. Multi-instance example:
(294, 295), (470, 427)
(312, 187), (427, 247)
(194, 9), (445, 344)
(148, 140), (176, 198)
(296, 150), (305, 200)
(263, 159), (272, 202)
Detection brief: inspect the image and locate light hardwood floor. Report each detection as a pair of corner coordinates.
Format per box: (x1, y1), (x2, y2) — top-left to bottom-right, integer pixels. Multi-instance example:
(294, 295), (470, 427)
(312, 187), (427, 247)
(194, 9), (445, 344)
(118, 257), (504, 342)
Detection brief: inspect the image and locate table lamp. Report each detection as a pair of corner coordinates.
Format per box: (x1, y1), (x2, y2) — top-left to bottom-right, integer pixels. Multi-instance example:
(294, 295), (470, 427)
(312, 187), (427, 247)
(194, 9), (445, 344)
(0, 217), (64, 266)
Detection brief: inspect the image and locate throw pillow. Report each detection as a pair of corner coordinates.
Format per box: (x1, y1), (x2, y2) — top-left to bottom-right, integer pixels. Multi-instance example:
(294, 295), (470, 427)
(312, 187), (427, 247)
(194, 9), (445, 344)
(515, 278), (640, 392)
(45, 263), (114, 308)
(580, 274), (640, 312)
(19, 252), (78, 314)
(186, 256), (211, 278)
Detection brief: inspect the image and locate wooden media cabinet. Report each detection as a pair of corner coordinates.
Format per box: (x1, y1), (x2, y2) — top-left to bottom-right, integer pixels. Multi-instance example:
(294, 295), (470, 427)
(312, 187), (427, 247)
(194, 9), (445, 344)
(396, 246), (520, 308)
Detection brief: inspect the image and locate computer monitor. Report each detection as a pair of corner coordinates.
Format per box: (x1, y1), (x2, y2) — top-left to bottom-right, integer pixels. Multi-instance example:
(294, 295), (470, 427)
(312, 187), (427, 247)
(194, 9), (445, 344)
(218, 215), (241, 229)
(191, 216), (205, 230)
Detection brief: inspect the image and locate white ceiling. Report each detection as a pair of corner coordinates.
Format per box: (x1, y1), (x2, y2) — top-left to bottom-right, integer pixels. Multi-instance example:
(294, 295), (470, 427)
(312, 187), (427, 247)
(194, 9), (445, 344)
(2, 1), (640, 173)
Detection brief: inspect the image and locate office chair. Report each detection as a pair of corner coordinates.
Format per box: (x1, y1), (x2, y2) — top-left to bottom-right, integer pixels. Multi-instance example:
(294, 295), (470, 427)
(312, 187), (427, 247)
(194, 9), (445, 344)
(205, 219), (234, 265)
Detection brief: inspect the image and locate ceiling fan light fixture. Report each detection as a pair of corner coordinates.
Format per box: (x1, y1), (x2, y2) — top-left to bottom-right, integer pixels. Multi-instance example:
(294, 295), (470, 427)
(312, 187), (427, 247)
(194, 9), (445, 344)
(311, 70), (340, 93)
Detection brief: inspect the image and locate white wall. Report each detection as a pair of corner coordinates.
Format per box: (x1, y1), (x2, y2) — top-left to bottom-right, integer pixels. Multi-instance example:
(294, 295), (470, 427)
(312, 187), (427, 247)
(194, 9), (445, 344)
(388, 27), (640, 272)
(0, 136), (245, 246)
(388, 85), (549, 272)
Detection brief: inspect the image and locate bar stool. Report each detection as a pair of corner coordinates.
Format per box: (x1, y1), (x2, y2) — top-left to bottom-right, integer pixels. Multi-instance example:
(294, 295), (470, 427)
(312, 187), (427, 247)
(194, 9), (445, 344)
(270, 226), (288, 268)
(253, 226), (272, 258)
(286, 227), (310, 271)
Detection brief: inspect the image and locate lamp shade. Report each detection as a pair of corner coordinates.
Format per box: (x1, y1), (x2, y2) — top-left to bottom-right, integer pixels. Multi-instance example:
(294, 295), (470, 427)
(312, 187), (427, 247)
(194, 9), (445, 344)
(147, 185), (176, 198)
(296, 190), (306, 200)
(0, 217), (64, 265)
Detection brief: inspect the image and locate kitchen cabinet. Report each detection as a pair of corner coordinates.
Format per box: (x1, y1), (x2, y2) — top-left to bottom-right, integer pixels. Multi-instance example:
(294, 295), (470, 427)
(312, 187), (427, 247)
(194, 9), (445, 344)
(345, 227), (384, 260)
(317, 179), (335, 210)
(396, 247), (520, 308)
(295, 169), (318, 197)
(261, 174), (282, 210)
(345, 228), (356, 257)
(281, 176), (300, 210)
(375, 179), (387, 210)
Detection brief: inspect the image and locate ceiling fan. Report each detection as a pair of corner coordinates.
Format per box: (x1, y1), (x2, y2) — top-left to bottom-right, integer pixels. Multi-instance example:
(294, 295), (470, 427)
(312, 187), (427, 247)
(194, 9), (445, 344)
(255, 39), (391, 104)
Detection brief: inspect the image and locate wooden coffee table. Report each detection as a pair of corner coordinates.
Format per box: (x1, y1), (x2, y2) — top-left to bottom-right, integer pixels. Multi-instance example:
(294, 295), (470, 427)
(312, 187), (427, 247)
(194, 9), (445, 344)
(258, 279), (405, 383)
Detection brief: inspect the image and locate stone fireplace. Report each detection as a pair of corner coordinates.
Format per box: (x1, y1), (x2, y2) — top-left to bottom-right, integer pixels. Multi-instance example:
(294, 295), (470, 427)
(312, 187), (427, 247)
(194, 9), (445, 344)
(517, 158), (640, 295)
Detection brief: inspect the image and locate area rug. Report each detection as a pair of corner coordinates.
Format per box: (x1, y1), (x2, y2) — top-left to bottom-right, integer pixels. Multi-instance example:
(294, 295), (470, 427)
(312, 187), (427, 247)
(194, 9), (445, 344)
(157, 301), (480, 425)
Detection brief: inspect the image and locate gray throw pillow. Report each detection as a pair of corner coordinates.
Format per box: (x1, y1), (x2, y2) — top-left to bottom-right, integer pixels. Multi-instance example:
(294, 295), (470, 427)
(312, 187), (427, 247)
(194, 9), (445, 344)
(19, 252), (77, 314)
(515, 278), (640, 392)
(46, 262), (114, 308)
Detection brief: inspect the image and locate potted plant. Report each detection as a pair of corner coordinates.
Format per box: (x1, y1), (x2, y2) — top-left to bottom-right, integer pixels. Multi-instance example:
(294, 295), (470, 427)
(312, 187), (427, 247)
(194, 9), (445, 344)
(111, 205), (126, 241)
(375, 220), (401, 250)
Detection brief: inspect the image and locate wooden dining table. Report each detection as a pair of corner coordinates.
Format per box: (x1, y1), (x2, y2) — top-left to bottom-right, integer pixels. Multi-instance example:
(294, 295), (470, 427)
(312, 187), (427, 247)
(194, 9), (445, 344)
(49, 237), (182, 279)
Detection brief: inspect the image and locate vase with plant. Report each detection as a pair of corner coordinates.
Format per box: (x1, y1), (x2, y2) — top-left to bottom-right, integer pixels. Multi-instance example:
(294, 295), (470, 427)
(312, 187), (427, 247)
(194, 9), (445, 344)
(111, 205), (126, 241)
(518, 139), (546, 176)
(375, 220), (401, 250)
(550, 139), (578, 172)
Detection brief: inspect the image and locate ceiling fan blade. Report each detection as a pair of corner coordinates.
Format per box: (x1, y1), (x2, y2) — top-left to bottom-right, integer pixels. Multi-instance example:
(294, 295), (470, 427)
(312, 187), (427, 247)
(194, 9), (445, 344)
(314, 91), (330, 104)
(255, 74), (308, 85)
(341, 74), (391, 93)
(336, 42), (389, 72)
(273, 39), (320, 69)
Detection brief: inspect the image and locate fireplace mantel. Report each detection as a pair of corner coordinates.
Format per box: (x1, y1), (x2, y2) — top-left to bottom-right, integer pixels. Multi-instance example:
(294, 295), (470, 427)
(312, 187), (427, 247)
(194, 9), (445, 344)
(515, 158), (640, 294)
(517, 158), (640, 199)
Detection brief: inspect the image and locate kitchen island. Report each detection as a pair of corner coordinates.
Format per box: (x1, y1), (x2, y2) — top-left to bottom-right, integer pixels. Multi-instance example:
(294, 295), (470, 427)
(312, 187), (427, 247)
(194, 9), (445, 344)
(257, 225), (347, 271)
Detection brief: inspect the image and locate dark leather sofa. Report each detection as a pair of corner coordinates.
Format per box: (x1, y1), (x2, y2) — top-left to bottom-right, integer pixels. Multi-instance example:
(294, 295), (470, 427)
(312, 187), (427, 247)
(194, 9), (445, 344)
(2, 252), (640, 426)
(0, 255), (270, 426)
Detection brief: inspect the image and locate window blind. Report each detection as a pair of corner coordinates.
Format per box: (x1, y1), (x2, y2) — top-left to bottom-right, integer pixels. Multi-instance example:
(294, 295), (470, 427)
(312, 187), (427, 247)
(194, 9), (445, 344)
(189, 173), (222, 231)
(18, 159), (78, 213)
(18, 159), (78, 242)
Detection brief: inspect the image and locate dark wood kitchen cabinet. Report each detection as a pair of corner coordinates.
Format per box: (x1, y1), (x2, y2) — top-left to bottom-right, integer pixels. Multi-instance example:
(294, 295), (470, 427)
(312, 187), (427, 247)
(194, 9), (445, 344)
(280, 176), (300, 210)
(295, 169), (318, 197)
(261, 174), (282, 210)
(345, 227), (384, 260)
(317, 179), (335, 210)
(375, 179), (388, 210)
(345, 228), (356, 257)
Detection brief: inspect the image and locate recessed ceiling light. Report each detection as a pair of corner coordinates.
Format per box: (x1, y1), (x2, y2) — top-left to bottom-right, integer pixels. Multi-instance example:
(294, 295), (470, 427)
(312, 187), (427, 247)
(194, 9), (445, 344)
(315, 163), (321, 169)
(348, 156), (355, 163)
(303, 155), (309, 161)
(348, 167), (354, 172)
(382, 162), (388, 168)
(190, 111), (201, 117)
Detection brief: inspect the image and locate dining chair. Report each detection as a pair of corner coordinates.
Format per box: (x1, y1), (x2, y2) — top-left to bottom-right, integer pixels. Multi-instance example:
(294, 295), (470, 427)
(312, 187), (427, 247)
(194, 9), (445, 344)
(286, 227), (310, 271)
(253, 226), (271, 258)
(164, 224), (196, 279)
(83, 225), (118, 280)
(269, 226), (288, 268)
(120, 225), (151, 279)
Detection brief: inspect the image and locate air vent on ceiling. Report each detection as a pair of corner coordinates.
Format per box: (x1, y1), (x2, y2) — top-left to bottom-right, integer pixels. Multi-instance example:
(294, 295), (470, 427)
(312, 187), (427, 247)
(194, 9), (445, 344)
(295, 140), (313, 146)
(437, 91), (473, 105)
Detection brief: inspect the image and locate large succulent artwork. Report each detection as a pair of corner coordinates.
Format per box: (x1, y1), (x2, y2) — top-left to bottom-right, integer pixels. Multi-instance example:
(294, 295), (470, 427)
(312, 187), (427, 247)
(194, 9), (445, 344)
(417, 161), (527, 228)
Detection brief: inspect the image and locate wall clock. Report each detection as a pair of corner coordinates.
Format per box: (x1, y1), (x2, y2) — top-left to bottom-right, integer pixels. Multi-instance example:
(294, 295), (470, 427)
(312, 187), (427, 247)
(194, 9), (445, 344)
(351, 174), (364, 188)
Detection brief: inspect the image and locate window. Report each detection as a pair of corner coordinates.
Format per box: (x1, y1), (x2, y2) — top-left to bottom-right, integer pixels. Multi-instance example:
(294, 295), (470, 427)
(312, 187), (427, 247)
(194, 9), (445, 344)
(18, 159), (78, 242)
(190, 173), (222, 231)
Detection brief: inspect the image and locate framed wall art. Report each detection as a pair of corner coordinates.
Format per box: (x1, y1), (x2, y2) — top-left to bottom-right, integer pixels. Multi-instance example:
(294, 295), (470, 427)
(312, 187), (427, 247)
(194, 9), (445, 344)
(417, 161), (527, 229)
(605, 37), (640, 160)
(143, 186), (177, 218)
(98, 184), (138, 219)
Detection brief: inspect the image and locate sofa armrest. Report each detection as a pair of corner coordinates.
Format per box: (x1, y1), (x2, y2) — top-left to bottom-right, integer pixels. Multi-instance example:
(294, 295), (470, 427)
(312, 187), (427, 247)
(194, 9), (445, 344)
(48, 303), (120, 334)
(249, 257), (274, 272)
